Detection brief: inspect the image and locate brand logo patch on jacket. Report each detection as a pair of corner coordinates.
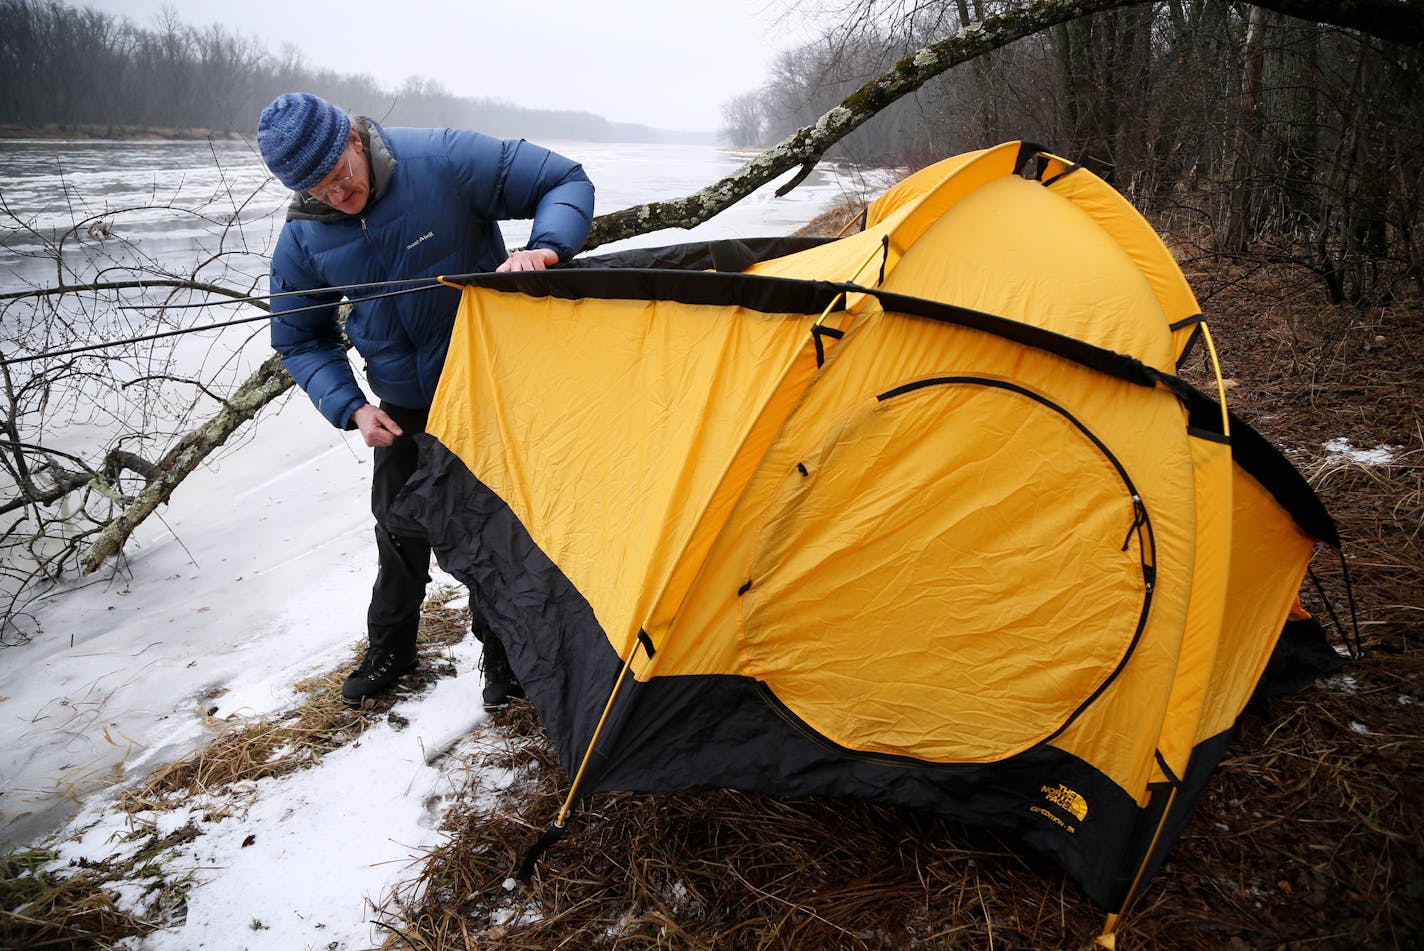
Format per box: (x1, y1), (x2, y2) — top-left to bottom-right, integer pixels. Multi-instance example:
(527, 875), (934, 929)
(406, 230), (435, 251)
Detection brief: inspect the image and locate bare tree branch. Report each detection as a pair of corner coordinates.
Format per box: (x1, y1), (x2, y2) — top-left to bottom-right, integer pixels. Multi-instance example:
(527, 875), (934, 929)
(79, 352), (294, 575)
(0, 278), (260, 305)
(583, 0), (1422, 250)
(0, 466), (92, 516)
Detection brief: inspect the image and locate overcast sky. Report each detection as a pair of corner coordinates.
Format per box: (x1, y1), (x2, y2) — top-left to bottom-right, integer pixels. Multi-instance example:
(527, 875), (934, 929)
(88, 0), (835, 132)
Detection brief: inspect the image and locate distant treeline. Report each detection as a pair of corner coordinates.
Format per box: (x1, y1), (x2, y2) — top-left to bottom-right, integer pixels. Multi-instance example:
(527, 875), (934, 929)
(0, 0), (709, 143)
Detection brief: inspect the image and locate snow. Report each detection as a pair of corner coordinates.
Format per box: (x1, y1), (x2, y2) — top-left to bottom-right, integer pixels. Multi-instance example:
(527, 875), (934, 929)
(120, 637), (491, 950)
(1321, 673), (1361, 693)
(0, 386), (508, 949)
(1322, 436), (1400, 466)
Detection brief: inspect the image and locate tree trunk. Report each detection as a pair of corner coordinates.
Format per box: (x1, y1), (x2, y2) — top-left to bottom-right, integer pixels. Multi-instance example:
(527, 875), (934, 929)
(1225, 5), (1270, 251)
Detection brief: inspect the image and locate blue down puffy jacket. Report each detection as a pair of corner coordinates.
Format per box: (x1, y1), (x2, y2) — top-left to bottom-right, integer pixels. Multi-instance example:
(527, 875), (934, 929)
(268, 119), (594, 428)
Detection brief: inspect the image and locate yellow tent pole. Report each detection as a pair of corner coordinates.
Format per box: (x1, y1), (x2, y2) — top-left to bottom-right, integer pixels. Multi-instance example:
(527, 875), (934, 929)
(515, 629), (654, 883)
(820, 240), (892, 325)
(813, 291), (846, 328)
(835, 207), (865, 238)
(1096, 785), (1181, 948)
(554, 632), (649, 826)
(1198, 321), (1231, 438)
(1100, 322), (1221, 941)
(850, 239), (888, 288)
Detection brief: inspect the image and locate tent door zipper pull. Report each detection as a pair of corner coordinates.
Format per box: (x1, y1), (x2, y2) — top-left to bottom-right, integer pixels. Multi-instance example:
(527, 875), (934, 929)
(1120, 495), (1146, 552)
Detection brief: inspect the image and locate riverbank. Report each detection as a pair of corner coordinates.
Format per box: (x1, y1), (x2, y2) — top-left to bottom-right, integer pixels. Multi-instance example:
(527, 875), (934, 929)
(0, 124), (246, 142)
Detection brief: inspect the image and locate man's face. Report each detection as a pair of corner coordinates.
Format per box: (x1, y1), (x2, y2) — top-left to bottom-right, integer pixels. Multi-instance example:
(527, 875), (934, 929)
(308, 138), (370, 214)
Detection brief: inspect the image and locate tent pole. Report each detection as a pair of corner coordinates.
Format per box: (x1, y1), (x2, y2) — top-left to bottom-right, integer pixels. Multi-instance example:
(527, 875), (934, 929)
(1198, 321), (1232, 438)
(1096, 785), (1181, 948)
(514, 630), (653, 885)
(557, 630), (654, 825)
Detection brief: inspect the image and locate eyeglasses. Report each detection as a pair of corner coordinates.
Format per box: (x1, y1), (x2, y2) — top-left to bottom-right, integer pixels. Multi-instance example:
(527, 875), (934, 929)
(308, 154), (358, 204)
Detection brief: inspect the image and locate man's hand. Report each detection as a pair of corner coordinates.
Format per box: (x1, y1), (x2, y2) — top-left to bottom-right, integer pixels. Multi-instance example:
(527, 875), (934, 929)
(352, 403), (404, 447)
(497, 247), (559, 272)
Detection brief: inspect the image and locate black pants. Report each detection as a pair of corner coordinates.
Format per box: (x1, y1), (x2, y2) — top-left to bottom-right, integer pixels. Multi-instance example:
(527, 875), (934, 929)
(367, 402), (432, 654)
(367, 401), (498, 654)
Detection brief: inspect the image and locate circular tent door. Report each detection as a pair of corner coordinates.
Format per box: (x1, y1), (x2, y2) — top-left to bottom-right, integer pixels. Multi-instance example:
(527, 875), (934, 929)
(740, 377), (1153, 764)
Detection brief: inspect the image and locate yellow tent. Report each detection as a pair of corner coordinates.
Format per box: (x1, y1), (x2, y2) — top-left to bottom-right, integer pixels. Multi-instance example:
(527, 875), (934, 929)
(395, 142), (1337, 922)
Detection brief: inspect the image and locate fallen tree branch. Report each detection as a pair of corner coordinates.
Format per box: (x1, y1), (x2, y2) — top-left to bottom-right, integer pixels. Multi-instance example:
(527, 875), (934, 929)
(79, 352), (294, 575)
(584, 0), (1117, 248)
(103, 450), (161, 484)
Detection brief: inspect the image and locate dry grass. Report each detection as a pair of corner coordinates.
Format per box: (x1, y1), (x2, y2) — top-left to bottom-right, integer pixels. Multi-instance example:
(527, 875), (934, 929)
(383, 702), (1106, 950)
(0, 826), (198, 949)
(383, 661), (1421, 949)
(796, 200), (867, 239)
(123, 595), (470, 813)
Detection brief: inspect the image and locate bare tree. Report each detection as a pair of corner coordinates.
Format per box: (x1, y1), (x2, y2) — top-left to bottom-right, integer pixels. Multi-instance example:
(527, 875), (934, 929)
(740, 0), (1422, 294)
(720, 92), (766, 147)
(0, 143), (283, 641)
(1223, 4), (1271, 251)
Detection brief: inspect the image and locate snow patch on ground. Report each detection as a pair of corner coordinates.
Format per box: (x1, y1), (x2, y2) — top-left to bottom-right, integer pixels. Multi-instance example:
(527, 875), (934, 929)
(1322, 437), (1400, 466)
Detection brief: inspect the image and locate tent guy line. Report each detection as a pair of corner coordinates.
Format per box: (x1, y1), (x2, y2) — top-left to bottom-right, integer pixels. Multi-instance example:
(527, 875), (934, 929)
(0, 283), (448, 367)
(5, 267), (861, 368)
(113, 275), (447, 310)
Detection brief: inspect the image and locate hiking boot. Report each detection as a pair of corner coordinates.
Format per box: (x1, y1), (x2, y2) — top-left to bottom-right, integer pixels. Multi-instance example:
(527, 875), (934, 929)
(480, 634), (524, 712)
(341, 644), (418, 706)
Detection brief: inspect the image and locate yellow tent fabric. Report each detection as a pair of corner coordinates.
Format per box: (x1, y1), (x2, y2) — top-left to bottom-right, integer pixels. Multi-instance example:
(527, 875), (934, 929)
(397, 142), (1337, 915)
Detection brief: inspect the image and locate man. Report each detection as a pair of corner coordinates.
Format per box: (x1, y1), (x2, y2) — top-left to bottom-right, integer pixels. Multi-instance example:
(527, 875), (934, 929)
(256, 92), (594, 709)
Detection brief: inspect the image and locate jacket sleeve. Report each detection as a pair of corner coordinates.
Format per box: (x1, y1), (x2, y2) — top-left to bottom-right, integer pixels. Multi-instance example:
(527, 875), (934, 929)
(268, 232), (368, 429)
(446, 130), (595, 262)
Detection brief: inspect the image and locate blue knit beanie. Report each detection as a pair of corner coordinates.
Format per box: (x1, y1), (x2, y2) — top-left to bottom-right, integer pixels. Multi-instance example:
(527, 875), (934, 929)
(257, 93), (351, 192)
